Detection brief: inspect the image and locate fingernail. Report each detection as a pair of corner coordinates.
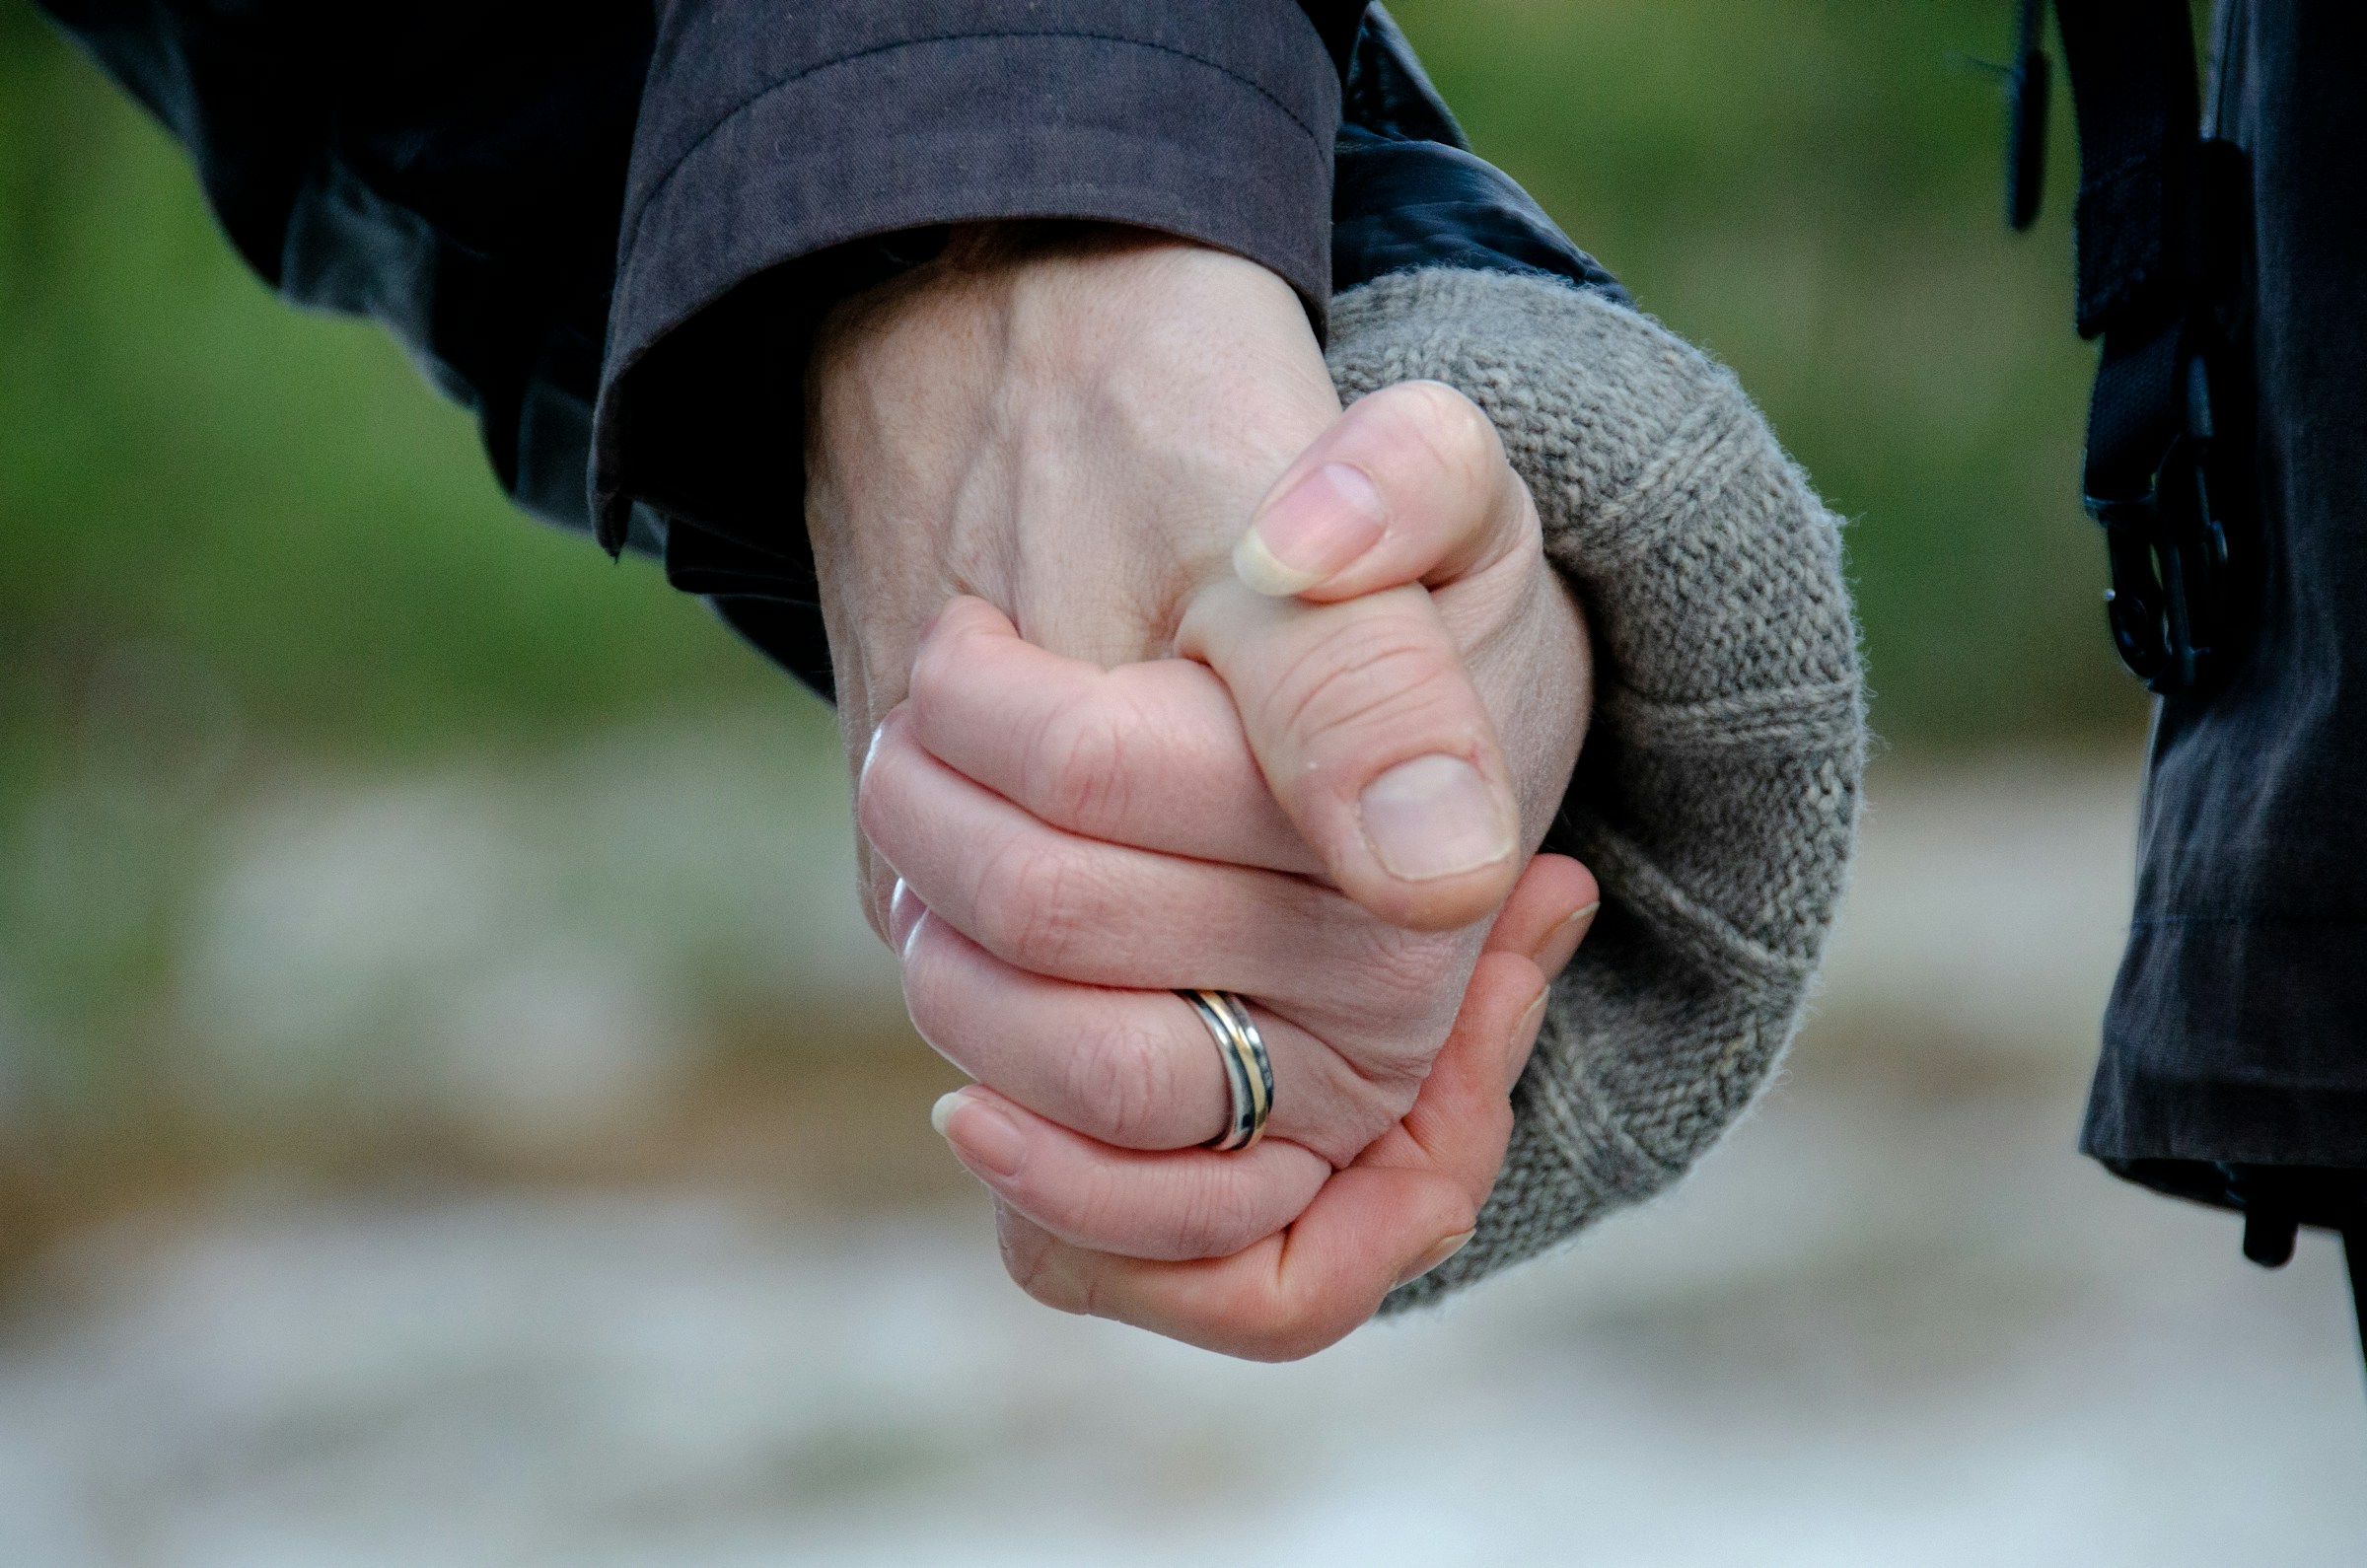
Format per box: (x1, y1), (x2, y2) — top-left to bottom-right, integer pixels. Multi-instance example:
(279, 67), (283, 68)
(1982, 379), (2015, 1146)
(1393, 1229), (1476, 1289)
(932, 1090), (1026, 1179)
(1530, 901), (1600, 980)
(889, 878), (926, 954)
(1358, 754), (1515, 883)
(1235, 463), (1388, 597)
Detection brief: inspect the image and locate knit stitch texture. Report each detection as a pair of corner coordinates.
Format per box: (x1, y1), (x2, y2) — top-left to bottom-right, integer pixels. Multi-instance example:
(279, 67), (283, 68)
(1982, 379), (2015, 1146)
(1325, 268), (1866, 1310)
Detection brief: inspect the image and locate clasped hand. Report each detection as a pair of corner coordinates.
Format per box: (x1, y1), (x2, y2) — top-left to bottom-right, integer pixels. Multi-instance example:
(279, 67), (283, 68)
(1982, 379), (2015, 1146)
(808, 225), (1597, 1359)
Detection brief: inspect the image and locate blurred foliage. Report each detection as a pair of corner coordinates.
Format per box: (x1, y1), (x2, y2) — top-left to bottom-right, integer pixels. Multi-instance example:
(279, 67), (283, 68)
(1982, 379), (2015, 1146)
(0, 0), (2143, 778)
(0, 0), (792, 1136)
(1390, 0), (2146, 747)
(0, 0), (782, 793)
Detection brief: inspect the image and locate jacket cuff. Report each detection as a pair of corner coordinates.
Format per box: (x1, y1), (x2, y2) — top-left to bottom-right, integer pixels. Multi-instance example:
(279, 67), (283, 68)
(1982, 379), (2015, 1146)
(593, 0), (1340, 551)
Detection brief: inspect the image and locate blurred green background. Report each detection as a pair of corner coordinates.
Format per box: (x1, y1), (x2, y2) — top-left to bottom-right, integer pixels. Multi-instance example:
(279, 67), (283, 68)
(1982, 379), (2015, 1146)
(0, 0), (2144, 1211)
(1394, 0), (2136, 743)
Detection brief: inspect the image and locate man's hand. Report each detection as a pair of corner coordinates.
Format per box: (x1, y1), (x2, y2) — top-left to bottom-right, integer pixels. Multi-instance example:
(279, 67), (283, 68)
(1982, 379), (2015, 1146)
(808, 224), (1569, 934)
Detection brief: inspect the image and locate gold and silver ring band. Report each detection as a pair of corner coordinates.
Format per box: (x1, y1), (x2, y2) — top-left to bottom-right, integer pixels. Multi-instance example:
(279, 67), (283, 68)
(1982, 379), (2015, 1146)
(1178, 989), (1274, 1152)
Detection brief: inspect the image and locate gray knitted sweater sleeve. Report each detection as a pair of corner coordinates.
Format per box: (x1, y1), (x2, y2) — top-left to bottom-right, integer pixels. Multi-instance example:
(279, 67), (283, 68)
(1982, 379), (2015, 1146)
(1320, 268), (1866, 1309)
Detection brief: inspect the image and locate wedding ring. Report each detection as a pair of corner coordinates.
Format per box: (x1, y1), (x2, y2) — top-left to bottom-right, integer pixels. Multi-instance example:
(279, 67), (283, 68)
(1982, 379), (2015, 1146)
(1178, 989), (1273, 1152)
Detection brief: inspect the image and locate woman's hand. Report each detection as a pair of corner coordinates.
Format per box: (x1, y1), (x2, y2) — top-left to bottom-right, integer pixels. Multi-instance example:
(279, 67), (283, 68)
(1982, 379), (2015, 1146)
(985, 852), (1598, 1361)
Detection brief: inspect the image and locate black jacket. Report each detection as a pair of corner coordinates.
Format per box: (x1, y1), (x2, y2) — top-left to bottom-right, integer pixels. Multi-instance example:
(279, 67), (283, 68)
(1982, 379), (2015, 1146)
(2083, 0), (2367, 1251)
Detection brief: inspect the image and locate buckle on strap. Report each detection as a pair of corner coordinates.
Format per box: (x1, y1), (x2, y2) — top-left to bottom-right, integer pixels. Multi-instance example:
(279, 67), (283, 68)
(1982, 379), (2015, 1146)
(2083, 355), (2237, 697)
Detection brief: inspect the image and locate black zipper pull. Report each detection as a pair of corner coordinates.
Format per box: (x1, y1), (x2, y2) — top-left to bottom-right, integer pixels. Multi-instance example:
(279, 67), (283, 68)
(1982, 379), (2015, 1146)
(2006, 0), (2051, 231)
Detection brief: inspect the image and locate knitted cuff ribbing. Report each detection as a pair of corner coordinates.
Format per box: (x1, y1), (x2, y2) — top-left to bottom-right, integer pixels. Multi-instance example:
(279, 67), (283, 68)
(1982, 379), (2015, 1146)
(1322, 269), (1865, 1311)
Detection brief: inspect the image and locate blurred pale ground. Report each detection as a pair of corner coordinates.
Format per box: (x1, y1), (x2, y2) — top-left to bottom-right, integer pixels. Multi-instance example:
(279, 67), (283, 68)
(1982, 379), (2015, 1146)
(3, 748), (2364, 1566)
(3, 0), (2363, 1562)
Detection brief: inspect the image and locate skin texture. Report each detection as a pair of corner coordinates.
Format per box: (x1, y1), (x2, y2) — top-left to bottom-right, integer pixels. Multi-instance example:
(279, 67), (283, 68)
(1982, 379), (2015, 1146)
(804, 223), (1595, 1349)
(989, 852), (1598, 1361)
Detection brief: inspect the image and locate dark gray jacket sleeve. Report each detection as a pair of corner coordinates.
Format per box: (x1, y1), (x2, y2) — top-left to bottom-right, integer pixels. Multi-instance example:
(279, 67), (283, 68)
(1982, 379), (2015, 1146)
(598, 0), (1350, 641)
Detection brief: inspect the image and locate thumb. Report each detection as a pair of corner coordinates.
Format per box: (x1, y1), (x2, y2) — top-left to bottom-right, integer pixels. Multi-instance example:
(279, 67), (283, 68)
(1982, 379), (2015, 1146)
(1232, 380), (1539, 604)
(1182, 583), (1517, 930)
(1178, 384), (1545, 932)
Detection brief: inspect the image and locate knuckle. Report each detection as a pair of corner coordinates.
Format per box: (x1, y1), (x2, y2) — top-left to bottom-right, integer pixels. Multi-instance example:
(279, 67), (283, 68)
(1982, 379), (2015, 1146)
(1029, 700), (1133, 832)
(1064, 1014), (1177, 1148)
(969, 833), (1092, 971)
(1260, 617), (1470, 760)
(1395, 381), (1503, 490)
